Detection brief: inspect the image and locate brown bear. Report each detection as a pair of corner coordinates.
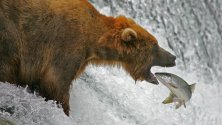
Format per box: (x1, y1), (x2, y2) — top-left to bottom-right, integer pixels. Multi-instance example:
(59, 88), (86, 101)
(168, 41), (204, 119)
(0, 0), (176, 116)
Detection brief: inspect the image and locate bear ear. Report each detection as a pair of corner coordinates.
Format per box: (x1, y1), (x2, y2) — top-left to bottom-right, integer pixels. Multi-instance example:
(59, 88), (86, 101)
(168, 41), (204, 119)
(121, 28), (137, 42)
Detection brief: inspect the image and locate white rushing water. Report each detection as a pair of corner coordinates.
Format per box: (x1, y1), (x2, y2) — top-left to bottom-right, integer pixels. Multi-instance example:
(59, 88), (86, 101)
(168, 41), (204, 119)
(1, 0), (222, 125)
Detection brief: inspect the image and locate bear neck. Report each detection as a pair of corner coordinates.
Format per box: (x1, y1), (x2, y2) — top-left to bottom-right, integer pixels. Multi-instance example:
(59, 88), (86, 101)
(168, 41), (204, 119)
(85, 15), (116, 58)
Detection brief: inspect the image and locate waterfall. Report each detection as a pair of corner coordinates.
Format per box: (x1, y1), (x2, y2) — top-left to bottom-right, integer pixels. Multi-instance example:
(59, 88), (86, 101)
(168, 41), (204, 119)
(0, 0), (221, 125)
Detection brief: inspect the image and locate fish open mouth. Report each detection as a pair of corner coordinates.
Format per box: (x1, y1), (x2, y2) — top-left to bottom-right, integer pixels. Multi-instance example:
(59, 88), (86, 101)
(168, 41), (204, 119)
(144, 69), (159, 85)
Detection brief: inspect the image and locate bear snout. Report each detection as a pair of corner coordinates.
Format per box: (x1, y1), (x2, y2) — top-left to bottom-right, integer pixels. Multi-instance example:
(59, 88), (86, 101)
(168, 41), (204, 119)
(161, 51), (176, 67)
(153, 47), (176, 67)
(168, 54), (176, 66)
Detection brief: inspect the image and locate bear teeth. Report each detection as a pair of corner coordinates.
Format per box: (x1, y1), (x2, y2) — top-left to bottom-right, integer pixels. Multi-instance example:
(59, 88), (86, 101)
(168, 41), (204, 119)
(145, 72), (159, 85)
(150, 72), (159, 85)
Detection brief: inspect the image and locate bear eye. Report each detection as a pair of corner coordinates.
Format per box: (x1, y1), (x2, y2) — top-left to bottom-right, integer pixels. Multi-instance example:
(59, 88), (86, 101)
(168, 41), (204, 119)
(152, 44), (158, 52)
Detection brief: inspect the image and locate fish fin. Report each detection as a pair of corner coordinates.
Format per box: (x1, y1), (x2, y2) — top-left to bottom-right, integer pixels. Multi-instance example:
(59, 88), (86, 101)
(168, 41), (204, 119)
(169, 83), (178, 88)
(162, 93), (174, 104)
(175, 101), (183, 109)
(190, 83), (196, 93)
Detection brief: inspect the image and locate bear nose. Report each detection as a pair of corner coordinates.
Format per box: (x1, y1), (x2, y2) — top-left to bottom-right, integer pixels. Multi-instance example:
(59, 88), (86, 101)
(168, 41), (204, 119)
(170, 55), (176, 65)
(172, 55), (176, 61)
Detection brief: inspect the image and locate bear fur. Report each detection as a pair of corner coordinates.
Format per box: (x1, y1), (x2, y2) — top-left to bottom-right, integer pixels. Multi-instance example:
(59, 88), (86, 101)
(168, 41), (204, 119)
(0, 0), (176, 116)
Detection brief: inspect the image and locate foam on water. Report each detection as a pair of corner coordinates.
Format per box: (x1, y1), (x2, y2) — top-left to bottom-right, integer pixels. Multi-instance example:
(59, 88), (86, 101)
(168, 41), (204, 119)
(0, 82), (74, 125)
(1, 0), (222, 125)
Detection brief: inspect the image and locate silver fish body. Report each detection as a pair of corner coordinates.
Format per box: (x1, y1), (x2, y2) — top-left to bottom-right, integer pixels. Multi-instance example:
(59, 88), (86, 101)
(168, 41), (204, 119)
(155, 72), (195, 109)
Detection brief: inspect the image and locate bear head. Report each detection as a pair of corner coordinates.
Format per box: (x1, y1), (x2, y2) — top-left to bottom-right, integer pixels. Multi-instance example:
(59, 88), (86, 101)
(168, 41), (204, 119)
(93, 16), (176, 84)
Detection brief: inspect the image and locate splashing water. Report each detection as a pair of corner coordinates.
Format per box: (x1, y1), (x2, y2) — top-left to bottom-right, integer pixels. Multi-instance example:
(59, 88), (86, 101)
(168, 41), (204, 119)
(1, 0), (222, 125)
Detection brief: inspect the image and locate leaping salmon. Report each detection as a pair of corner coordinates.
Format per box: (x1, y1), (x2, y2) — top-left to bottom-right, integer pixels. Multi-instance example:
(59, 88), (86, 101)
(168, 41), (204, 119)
(155, 72), (196, 109)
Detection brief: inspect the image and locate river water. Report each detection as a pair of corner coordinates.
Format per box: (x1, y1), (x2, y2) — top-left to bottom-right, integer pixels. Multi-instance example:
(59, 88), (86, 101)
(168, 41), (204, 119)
(0, 0), (222, 125)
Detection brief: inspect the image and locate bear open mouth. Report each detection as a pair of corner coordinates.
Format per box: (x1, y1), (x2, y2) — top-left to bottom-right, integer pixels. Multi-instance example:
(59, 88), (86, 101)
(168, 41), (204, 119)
(145, 56), (176, 85)
(145, 70), (159, 85)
